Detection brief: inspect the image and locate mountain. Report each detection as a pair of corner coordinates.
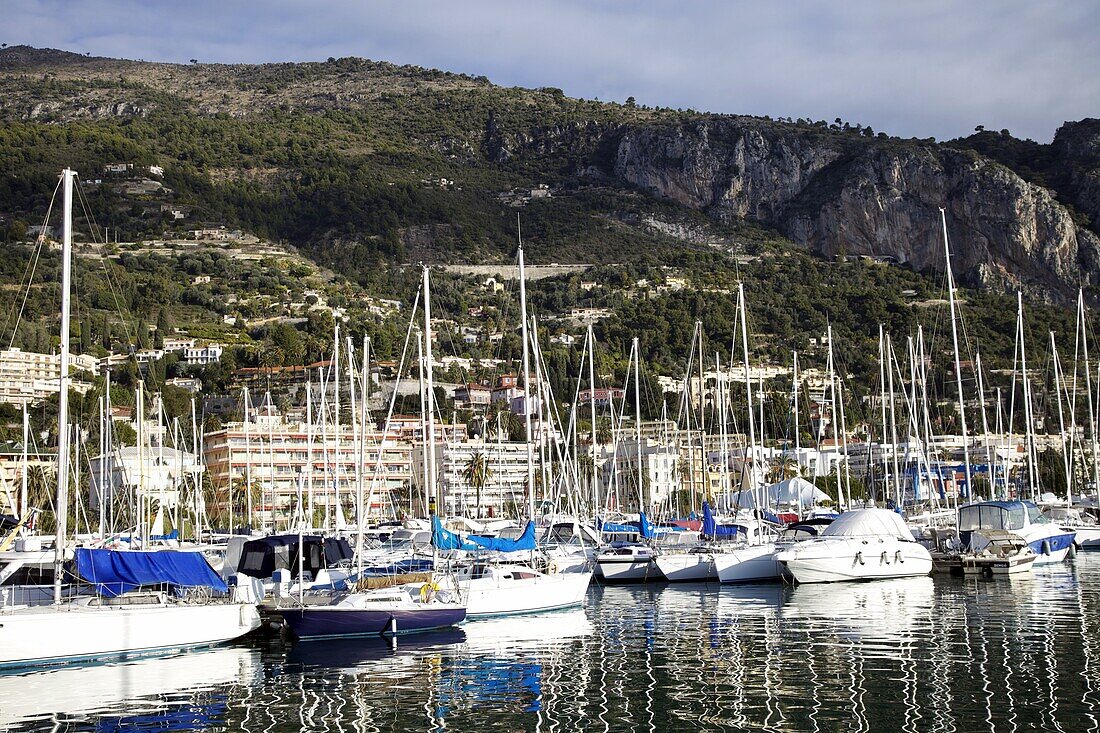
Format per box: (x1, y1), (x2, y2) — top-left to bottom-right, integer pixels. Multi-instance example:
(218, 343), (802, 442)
(0, 45), (1098, 303)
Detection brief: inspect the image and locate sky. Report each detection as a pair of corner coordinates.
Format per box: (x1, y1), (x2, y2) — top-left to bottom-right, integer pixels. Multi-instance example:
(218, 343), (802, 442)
(5, 0), (1098, 142)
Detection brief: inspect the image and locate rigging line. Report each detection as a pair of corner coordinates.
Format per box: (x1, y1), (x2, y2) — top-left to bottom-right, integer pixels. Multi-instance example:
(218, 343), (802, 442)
(4, 177), (61, 348)
(74, 177), (140, 348)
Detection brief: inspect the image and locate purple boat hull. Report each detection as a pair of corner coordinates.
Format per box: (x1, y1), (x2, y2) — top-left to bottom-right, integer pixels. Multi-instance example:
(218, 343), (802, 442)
(280, 606), (466, 639)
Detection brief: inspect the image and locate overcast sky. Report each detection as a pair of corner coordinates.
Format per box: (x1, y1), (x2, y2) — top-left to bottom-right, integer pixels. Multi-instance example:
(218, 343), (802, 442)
(7, 1), (1098, 141)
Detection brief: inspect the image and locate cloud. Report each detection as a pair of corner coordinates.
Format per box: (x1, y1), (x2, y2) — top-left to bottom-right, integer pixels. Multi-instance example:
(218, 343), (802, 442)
(6, 0), (1097, 141)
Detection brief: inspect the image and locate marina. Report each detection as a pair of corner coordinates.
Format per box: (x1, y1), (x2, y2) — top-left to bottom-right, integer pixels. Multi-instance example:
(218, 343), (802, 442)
(2, 556), (1098, 731)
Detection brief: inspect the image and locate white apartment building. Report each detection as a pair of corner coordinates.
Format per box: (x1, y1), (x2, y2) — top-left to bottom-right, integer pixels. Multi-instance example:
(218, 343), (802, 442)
(413, 439), (535, 518)
(184, 343), (223, 365)
(88, 445), (202, 510)
(203, 412), (413, 525)
(599, 439), (681, 510)
(0, 348), (98, 406)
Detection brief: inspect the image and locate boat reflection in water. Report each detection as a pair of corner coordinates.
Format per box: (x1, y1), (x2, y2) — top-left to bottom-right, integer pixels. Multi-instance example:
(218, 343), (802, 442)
(0, 645), (262, 731)
(6, 558), (1100, 731)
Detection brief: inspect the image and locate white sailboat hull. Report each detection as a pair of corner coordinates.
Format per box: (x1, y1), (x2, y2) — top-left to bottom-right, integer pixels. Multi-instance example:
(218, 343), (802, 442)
(714, 543), (786, 583)
(465, 571), (592, 619)
(777, 538), (933, 584)
(595, 557), (662, 582)
(654, 553), (717, 582)
(0, 601), (261, 668)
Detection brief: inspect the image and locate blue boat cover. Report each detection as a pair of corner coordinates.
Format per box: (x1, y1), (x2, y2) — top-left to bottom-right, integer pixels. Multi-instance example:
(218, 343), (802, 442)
(466, 521), (537, 552)
(74, 548), (228, 598)
(639, 512), (657, 539)
(432, 515), (478, 551)
(702, 502), (742, 538)
(597, 518), (639, 534)
(432, 517), (538, 552)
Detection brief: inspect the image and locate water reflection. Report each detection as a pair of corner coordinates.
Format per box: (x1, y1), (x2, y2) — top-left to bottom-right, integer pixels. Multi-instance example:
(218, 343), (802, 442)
(0, 645), (261, 731)
(5, 559), (1100, 732)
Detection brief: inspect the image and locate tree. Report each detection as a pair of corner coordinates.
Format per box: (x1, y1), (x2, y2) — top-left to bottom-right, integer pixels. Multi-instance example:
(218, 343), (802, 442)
(462, 451), (493, 518)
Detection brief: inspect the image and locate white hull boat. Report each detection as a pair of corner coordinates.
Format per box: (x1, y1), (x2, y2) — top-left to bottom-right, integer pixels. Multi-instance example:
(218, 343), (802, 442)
(0, 598), (261, 669)
(457, 564), (593, 619)
(595, 546), (662, 582)
(654, 551), (718, 582)
(776, 508), (933, 584)
(714, 543), (786, 583)
(778, 536), (934, 583)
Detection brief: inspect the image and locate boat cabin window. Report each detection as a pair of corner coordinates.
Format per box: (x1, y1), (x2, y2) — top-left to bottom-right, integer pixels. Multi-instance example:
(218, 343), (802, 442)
(512, 571), (537, 579)
(960, 505), (1026, 532)
(1027, 504), (1049, 525)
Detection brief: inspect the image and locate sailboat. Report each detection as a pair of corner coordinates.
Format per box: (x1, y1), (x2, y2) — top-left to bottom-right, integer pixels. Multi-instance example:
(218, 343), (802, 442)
(0, 169), (260, 669)
(426, 247), (593, 615)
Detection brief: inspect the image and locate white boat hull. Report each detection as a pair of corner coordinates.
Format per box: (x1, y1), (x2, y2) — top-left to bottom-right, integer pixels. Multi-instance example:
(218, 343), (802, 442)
(654, 553), (717, 582)
(1076, 527), (1100, 549)
(465, 571), (592, 619)
(777, 538), (933, 584)
(595, 557), (662, 582)
(714, 543), (786, 584)
(0, 601), (261, 668)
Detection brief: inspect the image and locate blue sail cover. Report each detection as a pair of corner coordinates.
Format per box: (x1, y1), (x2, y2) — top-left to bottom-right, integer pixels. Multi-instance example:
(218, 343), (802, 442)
(639, 511), (657, 539)
(432, 517), (538, 552)
(74, 548), (228, 598)
(466, 521), (537, 552)
(597, 518), (639, 534)
(432, 516), (478, 551)
(702, 502), (742, 539)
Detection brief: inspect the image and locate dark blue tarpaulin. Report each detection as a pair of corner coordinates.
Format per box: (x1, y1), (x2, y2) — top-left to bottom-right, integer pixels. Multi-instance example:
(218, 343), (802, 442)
(74, 548), (228, 598)
(702, 502), (743, 539)
(466, 521), (537, 552)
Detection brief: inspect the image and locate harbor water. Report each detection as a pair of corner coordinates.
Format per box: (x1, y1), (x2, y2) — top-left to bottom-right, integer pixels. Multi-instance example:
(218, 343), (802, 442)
(4, 554), (1100, 732)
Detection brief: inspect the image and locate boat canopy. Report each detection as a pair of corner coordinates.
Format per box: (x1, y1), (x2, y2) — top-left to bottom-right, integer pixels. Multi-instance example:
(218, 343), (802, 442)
(820, 509), (915, 541)
(74, 548), (228, 598)
(236, 535), (353, 578)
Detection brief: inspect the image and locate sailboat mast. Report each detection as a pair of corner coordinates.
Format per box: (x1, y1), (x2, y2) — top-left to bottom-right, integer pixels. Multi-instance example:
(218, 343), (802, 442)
(737, 282), (761, 540)
(942, 209), (972, 517)
(587, 324), (598, 515)
(422, 267), (438, 515)
(1051, 332), (1073, 504)
(52, 169), (75, 604)
(633, 338), (644, 511)
(518, 240), (535, 520)
(1078, 290), (1099, 500)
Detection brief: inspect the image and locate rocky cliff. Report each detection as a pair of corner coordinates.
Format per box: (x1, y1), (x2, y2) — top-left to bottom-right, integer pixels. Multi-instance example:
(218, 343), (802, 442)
(609, 117), (1100, 298)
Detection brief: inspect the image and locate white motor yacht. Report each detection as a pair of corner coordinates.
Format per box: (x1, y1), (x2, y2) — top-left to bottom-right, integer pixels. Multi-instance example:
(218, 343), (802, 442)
(960, 501), (1076, 564)
(776, 508), (932, 584)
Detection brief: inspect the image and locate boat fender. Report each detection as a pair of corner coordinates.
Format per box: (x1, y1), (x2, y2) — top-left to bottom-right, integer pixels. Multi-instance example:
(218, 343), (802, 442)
(856, 551), (865, 566)
(1068, 543), (1078, 559)
(896, 550), (904, 563)
(881, 551), (890, 565)
(1041, 540), (1051, 557)
(419, 582), (439, 602)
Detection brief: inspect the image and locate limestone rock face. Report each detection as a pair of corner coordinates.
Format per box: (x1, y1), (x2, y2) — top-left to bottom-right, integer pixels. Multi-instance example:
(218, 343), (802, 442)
(610, 118), (1100, 300)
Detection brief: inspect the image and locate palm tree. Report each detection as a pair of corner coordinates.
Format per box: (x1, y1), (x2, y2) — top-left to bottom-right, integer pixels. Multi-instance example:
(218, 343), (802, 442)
(462, 451), (493, 518)
(767, 456), (799, 483)
(595, 418), (613, 446)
